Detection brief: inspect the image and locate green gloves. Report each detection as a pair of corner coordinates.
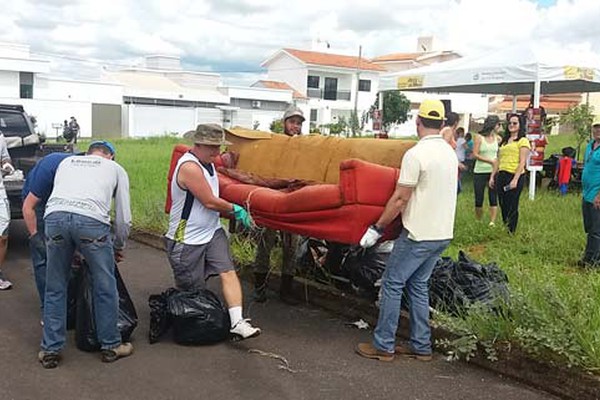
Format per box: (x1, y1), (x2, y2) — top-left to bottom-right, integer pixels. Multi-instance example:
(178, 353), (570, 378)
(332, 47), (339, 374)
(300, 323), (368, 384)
(232, 204), (253, 229)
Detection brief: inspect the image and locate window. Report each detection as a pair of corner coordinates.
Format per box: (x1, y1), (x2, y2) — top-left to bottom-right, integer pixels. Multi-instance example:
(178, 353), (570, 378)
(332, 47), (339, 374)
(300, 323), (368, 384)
(310, 109), (318, 123)
(0, 112), (30, 137)
(323, 77), (338, 100)
(307, 75), (320, 88)
(358, 79), (371, 92)
(20, 72), (34, 99)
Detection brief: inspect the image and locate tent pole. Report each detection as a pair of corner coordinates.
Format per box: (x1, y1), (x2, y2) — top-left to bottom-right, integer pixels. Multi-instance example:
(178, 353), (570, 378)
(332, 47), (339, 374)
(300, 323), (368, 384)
(511, 95), (517, 113)
(529, 66), (542, 200)
(379, 91), (384, 132)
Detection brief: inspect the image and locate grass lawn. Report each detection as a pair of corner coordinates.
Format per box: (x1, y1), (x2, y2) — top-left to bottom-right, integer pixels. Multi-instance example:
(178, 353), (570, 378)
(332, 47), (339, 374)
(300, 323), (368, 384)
(102, 133), (599, 372)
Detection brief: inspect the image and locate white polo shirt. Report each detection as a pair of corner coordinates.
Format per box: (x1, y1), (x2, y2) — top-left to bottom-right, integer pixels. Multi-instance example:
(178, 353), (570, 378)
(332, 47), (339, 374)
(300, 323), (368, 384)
(399, 134), (458, 241)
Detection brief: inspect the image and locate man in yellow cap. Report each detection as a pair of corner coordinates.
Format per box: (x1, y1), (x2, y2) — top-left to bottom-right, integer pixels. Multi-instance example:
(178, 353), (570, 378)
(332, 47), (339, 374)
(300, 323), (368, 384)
(355, 99), (457, 362)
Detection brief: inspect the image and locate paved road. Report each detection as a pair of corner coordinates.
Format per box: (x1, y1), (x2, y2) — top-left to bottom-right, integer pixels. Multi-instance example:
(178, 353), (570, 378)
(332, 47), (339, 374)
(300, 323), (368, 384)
(1, 222), (555, 400)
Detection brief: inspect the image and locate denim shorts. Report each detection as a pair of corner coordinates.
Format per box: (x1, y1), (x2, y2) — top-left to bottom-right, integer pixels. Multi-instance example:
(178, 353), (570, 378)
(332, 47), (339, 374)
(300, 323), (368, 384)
(165, 228), (234, 290)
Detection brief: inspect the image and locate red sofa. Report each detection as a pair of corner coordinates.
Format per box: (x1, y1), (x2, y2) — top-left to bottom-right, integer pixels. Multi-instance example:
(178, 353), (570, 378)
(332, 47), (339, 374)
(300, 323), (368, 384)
(166, 144), (402, 245)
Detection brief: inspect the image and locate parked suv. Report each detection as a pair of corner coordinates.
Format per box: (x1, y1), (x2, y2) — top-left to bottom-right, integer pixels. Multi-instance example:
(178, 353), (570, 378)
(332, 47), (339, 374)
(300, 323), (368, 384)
(0, 104), (74, 218)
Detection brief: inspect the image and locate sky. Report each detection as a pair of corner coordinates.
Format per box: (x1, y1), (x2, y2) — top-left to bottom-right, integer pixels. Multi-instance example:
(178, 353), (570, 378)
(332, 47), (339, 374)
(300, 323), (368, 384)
(1, 0), (599, 85)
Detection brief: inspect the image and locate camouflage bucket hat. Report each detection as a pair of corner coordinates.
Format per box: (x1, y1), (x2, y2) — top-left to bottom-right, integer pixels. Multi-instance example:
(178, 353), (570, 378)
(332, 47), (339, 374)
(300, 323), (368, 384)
(183, 124), (233, 146)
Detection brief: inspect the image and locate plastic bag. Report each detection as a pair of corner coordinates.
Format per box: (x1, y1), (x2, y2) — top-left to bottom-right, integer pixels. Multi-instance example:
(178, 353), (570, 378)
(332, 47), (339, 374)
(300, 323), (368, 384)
(429, 251), (509, 315)
(75, 262), (138, 352)
(66, 267), (82, 330)
(148, 288), (177, 344)
(166, 289), (230, 345)
(341, 243), (392, 299)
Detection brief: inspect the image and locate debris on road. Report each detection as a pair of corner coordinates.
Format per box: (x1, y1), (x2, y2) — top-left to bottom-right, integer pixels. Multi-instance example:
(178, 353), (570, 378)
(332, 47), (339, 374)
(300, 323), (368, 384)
(345, 319), (370, 330)
(248, 349), (297, 373)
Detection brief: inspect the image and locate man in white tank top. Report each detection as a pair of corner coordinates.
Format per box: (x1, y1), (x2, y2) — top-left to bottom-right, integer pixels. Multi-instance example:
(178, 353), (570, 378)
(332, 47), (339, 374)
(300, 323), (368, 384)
(165, 124), (260, 340)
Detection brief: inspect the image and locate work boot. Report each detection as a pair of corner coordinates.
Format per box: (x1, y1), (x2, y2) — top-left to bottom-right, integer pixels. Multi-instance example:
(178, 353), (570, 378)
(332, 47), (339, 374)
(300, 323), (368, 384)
(101, 343), (134, 363)
(279, 274), (299, 306)
(355, 343), (394, 362)
(253, 273), (268, 303)
(38, 351), (61, 369)
(394, 344), (433, 362)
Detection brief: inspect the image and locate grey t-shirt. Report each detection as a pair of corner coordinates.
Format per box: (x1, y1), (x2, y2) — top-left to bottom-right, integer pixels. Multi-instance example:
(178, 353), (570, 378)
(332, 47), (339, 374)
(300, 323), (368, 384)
(45, 155), (131, 249)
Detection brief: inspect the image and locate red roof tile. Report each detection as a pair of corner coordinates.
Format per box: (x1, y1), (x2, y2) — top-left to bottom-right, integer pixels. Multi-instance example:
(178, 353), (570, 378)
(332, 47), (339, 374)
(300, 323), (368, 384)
(283, 48), (385, 72)
(496, 94), (582, 113)
(254, 80), (306, 99)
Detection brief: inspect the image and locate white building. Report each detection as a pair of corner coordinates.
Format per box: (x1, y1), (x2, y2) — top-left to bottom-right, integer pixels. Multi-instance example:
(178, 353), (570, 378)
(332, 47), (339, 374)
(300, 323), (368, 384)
(372, 37), (488, 136)
(0, 42), (123, 139)
(261, 48), (385, 133)
(0, 44), (294, 139)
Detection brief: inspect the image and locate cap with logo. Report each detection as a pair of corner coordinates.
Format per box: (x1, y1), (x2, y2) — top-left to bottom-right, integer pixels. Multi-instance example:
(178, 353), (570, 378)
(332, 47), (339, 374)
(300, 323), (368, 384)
(418, 99), (445, 121)
(183, 124), (232, 146)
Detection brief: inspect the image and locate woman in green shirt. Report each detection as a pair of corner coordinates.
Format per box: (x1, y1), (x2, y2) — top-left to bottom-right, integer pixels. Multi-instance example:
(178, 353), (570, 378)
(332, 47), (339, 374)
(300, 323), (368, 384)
(473, 115), (501, 226)
(490, 114), (531, 234)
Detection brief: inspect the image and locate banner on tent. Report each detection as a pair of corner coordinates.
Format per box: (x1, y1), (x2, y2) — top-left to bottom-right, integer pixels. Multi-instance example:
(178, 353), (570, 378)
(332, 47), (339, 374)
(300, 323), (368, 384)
(397, 75), (424, 89)
(563, 66), (595, 81)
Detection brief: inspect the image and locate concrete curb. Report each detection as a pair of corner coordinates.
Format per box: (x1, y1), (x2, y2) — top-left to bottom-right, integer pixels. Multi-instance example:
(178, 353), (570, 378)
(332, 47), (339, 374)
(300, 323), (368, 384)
(131, 229), (600, 400)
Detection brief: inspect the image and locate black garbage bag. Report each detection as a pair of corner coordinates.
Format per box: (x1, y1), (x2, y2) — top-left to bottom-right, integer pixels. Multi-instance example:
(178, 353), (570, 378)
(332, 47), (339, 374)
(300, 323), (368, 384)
(75, 262), (138, 352)
(455, 251), (509, 309)
(429, 256), (469, 314)
(148, 288), (177, 344)
(341, 242), (392, 299)
(429, 251), (509, 315)
(66, 267), (82, 331)
(166, 289), (230, 345)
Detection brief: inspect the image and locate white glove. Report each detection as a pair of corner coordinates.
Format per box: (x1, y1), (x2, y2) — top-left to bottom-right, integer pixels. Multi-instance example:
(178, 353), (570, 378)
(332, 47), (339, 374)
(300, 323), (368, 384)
(359, 225), (383, 248)
(1, 163), (14, 174)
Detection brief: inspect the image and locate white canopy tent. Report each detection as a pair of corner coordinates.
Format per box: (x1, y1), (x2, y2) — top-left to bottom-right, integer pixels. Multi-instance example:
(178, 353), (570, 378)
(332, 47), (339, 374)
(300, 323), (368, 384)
(378, 43), (600, 199)
(379, 44), (600, 96)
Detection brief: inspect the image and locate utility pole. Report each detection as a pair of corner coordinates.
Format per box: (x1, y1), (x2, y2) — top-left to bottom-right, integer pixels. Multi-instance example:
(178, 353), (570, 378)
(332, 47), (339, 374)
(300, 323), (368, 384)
(352, 45), (362, 137)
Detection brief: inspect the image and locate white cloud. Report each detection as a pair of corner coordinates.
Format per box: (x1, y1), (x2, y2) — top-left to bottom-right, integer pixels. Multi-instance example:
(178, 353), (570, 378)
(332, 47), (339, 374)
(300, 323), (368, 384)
(2, 0), (600, 84)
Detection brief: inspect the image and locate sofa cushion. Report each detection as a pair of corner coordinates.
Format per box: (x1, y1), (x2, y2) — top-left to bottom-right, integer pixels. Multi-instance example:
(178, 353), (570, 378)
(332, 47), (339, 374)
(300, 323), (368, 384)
(220, 183), (342, 214)
(227, 130), (415, 184)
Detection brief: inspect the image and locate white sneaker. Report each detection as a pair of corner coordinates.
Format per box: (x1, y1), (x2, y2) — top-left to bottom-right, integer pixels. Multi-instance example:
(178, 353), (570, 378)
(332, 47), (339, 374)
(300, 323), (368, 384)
(0, 273), (12, 290)
(230, 319), (261, 340)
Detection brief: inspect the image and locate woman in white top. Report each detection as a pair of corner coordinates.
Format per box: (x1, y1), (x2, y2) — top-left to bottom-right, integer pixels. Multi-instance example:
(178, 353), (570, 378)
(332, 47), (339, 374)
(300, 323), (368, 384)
(472, 116), (502, 226)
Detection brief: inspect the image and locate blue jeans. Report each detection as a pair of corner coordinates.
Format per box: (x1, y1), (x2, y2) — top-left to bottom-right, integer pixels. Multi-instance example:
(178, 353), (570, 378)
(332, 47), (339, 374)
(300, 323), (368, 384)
(30, 203), (47, 311)
(582, 199), (600, 265)
(42, 212), (120, 352)
(373, 230), (450, 354)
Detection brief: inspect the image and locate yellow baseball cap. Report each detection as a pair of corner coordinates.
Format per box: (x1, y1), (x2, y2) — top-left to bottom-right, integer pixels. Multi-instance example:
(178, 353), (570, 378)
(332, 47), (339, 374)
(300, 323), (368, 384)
(593, 115), (600, 127)
(418, 99), (445, 121)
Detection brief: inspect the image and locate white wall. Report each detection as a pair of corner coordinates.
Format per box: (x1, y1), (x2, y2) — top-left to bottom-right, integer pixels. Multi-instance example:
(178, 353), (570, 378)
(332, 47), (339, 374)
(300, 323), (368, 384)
(35, 77), (122, 104)
(0, 74), (123, 139)
(124, 104), (245, 138)
(0, 71), (19, 98)
(266, 53), (307, 94)
(126, 104), (195, 137)
(224, 86), (293, 103)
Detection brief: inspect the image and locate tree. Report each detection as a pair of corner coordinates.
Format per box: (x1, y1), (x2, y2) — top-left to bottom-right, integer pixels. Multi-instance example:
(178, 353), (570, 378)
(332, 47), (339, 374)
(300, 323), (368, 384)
(561, 104), (595, 161)
(270, 118), (284, 133)
(369, 91), (411, 131)
(349, 110), (360, 137)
